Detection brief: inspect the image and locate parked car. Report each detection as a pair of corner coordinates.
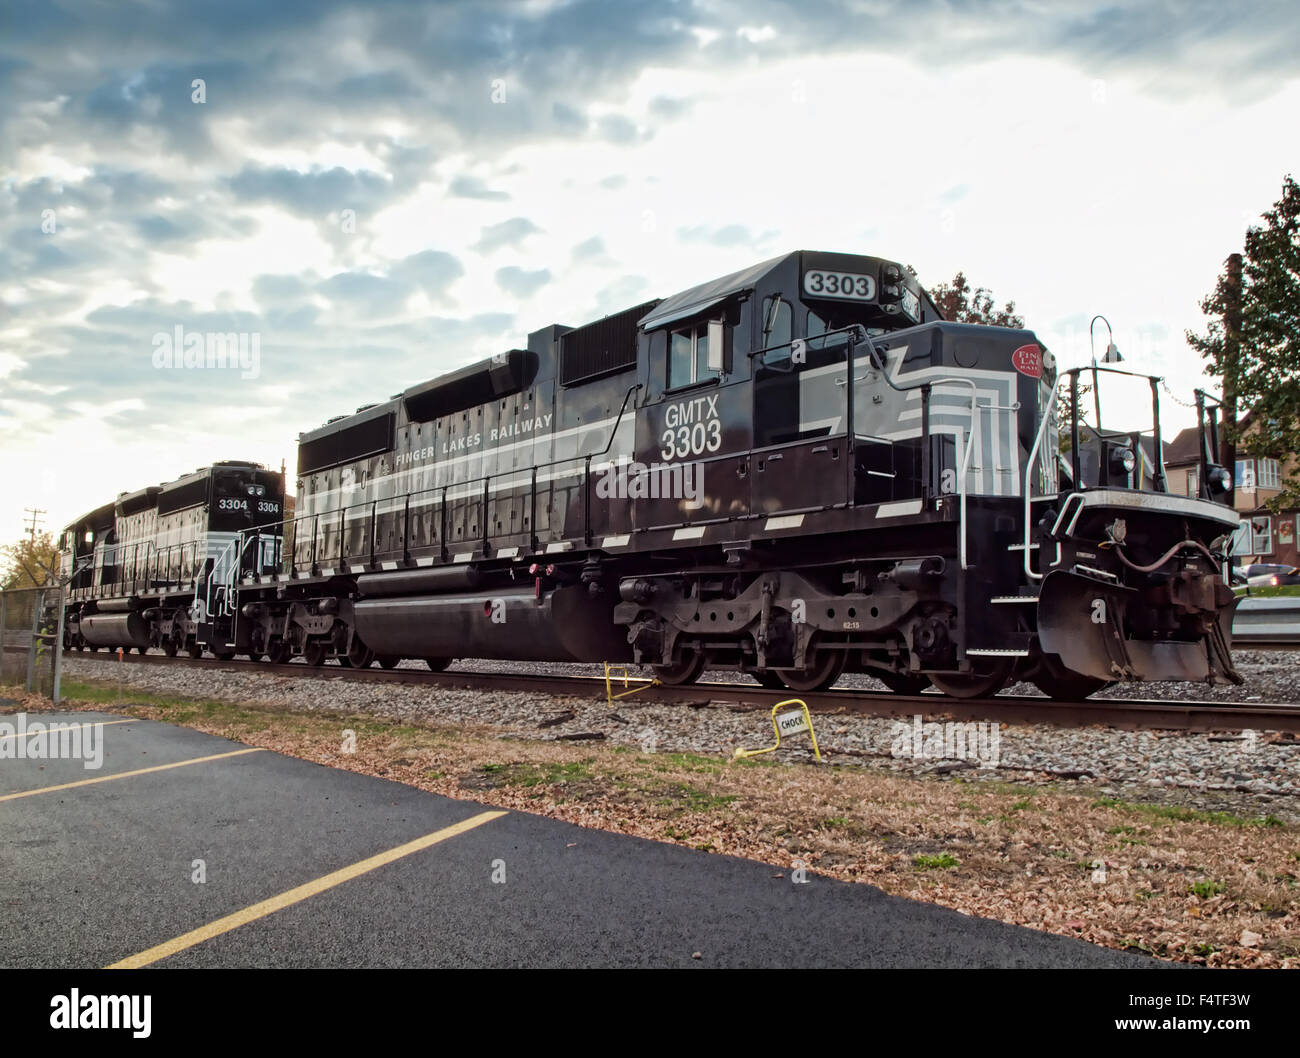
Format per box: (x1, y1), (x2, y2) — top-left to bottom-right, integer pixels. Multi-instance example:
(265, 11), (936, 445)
(1243, 563), (1300, 587)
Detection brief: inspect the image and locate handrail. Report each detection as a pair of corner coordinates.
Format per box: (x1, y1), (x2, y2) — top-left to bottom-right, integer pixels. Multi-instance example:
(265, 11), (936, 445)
(1023, 384), (1058, 581)
(748, 323), (866, 365)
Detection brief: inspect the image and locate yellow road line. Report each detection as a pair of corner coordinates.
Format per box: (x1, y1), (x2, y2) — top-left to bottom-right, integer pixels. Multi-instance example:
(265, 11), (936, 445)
(0, 747), (265, 802)
(0, 718), (137, 743)
(107, 810), (508, 969)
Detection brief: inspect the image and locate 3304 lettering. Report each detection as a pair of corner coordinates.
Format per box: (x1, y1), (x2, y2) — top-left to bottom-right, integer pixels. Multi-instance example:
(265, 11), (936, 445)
(217, 498), (280, 513)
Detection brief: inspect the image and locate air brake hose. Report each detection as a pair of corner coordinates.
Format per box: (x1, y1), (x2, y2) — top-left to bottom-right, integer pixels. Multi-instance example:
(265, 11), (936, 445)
(1111, 538), (1219, 573)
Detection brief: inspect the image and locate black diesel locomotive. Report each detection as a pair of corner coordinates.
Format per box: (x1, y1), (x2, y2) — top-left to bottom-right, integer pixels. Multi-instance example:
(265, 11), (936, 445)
(59, 250), (1243, 699)
(59, 462), (286, 659)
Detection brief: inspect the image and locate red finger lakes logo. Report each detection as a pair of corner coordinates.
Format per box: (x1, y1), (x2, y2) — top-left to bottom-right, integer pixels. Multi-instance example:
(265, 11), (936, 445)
(1012, 344), (1042, 378)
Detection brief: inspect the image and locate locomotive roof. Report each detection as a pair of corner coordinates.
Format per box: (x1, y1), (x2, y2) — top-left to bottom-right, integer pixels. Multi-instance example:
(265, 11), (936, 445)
(61, 499), (117, 535)
(639, 252), (788, 330)
(301, 249), (924, 441)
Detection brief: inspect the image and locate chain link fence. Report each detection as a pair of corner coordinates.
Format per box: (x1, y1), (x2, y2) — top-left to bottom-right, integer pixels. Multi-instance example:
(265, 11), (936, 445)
(0, 586), (64, 701)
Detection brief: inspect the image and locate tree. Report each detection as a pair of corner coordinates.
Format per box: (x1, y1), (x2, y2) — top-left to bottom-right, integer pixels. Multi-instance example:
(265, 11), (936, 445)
(1, 531), (58, 589)
(928, 271), (1025, 328)
(1188, 174), (1300, 509)
(1055, 378), (1094, 451)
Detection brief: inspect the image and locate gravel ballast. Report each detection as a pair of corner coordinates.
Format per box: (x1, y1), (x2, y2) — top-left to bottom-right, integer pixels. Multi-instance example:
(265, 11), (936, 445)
(59, 652), (1300, 822)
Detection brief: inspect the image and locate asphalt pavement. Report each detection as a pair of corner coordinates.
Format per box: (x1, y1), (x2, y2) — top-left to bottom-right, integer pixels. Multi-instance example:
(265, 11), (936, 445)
(0, 710), (1153, 968)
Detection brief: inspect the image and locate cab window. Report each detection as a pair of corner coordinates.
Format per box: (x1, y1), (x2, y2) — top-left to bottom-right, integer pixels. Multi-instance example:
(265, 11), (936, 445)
(760, 296), (791, 350)
(668, 322), (719, 388)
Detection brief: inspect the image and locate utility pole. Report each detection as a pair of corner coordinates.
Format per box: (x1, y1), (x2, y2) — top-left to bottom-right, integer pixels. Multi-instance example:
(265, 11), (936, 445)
(1221, 252), (1242, 509)
(22, 507), (46, 542)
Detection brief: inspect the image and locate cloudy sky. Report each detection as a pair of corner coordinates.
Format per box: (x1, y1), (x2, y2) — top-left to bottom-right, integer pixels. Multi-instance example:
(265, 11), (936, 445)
(2, 0), (1298, 542)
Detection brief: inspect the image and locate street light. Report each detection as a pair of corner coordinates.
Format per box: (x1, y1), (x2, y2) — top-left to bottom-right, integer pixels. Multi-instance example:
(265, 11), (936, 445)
(1090, 315), (1124, 367)
(1088, 315), (1124, 434)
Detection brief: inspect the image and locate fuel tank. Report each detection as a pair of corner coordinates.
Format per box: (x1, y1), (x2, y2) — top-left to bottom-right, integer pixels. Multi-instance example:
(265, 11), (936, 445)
(80, 611), (151, 649)
(353, 585), (631, 662)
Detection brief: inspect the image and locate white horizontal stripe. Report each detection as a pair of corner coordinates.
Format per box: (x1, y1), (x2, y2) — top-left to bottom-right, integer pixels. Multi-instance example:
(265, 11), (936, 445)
(454, 552), (474, 563)
(601, 534), (630, 548)
(875, 499), (922, 518)
(496, 546), (520, 558)
(673, 526), (706, 540)
(763, 514), (804, 531)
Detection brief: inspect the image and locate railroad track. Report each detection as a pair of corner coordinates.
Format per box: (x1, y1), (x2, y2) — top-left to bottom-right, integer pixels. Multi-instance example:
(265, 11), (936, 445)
(62, 650), (1300, 734)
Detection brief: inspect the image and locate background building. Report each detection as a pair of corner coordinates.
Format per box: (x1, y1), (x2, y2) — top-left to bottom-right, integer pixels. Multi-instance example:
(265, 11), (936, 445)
(1164, 414), (1299, 567)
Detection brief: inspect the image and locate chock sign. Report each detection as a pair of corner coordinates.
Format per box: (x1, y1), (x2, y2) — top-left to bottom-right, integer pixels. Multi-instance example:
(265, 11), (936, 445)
(732, 699), (822, 762)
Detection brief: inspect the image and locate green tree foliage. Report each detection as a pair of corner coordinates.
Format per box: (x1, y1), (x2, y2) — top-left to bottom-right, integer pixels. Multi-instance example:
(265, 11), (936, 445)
(1, 531), (58, 589)
(1188, 174), (1300, 508)
(927, 271), (1025, 328)
(1055, 377), (1094, 451)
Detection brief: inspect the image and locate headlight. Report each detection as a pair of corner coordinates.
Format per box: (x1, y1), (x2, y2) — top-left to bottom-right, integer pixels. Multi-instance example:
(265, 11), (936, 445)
(1109, 445), (1136, 477)
(1206, 465), (1232, 496)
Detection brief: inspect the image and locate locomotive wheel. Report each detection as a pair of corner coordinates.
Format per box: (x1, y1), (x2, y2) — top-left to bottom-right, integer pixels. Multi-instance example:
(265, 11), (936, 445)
(776, 649), (846, 693)
(377, 656), (401, 670)
(303, 641), (328, 667)
(211, 649), (235, 662)
(424, 657), (453, 672)
(748, 670), (786, 690)
(929, 657), (1014, 699)
(266, 641), (292, 664)
(186, 639), (202, 659)
(163, 638), (179, 658)
(653, 649), (707, 686)
(1031, 652), (1112, 702)
(136, 645), (148, 655)
(877, 672), (931, 695)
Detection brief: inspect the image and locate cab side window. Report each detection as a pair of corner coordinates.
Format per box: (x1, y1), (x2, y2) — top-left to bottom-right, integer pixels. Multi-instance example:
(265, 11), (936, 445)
(668, 322), (720, 388)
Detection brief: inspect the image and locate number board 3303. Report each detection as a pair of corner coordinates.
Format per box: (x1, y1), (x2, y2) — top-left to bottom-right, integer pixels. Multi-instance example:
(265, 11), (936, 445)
(803, 269), (876, 301)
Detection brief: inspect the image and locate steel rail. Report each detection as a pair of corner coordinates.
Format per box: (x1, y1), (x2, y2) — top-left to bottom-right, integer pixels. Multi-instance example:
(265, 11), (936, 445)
(61, 650), (1300, 734)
